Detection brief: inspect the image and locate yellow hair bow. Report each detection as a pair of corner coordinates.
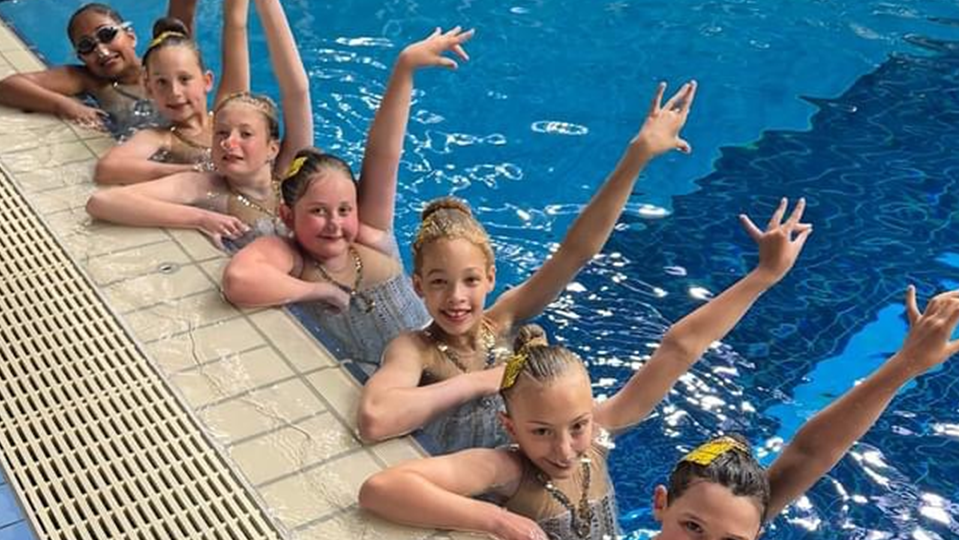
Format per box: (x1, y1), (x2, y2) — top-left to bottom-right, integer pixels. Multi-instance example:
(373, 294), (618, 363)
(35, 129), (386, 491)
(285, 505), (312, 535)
(682, 436), (749, 467)
(284, 156), (308, 180)
(500, 351), (528, 390)
(148, 31), (186, 49)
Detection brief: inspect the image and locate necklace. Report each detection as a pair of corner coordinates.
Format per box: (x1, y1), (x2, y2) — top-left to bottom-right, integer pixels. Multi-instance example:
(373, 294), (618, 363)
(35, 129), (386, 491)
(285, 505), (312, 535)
(424, 320), (499, 373)
(311, 246), (376, 313)
(111, 81), (154, 119)
(229, 188), (276, 218)
(170, 124), (212, 151)
(536, 458), (594, 539)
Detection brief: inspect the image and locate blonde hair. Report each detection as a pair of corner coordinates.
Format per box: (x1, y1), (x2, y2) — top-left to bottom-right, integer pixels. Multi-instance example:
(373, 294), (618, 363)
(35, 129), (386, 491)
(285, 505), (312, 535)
(214, 92), (280, 140)
(412, 197), (495, 274)
(499, 324), (587, 410)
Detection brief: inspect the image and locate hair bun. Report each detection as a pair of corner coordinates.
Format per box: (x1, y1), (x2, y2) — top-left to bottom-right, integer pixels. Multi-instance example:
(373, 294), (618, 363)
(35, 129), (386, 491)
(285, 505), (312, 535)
(421, 196), (473, 222)
(152, 16), (189, 39)
(513, 324), (549, 352)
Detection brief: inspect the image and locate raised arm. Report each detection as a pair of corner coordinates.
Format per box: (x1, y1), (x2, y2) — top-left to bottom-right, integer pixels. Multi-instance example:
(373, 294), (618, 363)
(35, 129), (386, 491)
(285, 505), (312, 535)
(167, 0), (199, 35)
(765, 287), (959, 519)
(0, 67), (106, 126)
(251, 0), (310, 175)
(357, 27), (473, 235)
(359, 449), (545, 540)
(222, 236), (350, 308)
(86, 172), (248, 247)
(357, 333), (503, 442)
(94, 128), (195, 184)
(595, 198), (812, 431)
(213, 0), (251, 107)
(487, 82), (696, 329)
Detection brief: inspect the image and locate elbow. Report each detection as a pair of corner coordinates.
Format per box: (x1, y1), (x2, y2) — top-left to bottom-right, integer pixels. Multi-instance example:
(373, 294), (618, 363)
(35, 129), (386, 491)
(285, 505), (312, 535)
(85, 192), (109, 220)
(657, 331), (699, 366)
(358, 471), (392, 513)
(221, 263), (260, 308)
(356, 403), (391, 444)
(93, 158), (121, 185)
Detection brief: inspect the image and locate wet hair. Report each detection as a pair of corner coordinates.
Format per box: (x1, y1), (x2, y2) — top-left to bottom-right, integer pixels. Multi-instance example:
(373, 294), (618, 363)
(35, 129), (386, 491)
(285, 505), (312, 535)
(667, 433), (770, 521)
(214, 92), (281, 140)
(280, 147), (355, 206)
(499, 324), (588, 411)
(412, 197), (495, 274)
(142, 17), (205, 72)
(67, 3), (124, 43)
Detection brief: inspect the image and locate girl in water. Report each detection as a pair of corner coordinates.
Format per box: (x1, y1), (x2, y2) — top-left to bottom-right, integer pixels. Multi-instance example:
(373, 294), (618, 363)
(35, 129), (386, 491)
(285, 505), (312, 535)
(0, 1), (196, 134)
(86, 0), (312, 249)
(356, 81), (697, 453)
(360, 263), (959, 539)
(94, 0), (253, 184)
(221, 27), (475, 375)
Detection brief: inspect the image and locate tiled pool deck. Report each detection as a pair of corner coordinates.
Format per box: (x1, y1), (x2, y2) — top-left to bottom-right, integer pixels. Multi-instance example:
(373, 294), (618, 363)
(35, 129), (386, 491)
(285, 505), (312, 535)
(0, 20), (481, 540)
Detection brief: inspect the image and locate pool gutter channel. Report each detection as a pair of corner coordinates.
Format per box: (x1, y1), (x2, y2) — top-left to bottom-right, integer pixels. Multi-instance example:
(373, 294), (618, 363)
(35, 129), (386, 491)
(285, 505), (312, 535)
(0, 158), (291, 539)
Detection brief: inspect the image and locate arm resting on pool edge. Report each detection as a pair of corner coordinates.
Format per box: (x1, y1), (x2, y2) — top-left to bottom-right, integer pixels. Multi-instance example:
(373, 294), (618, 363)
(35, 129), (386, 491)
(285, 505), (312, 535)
(765, 286), (959, 519)
(357, 332), (504, 443)
(221, 236), (351, 309)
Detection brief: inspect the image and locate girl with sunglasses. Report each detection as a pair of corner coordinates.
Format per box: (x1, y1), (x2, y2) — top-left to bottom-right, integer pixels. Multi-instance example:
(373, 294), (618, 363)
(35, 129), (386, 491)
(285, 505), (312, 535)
(86, 0), (312, 249)
(220, 27), (474, 376)
(0, 1), (197, 134)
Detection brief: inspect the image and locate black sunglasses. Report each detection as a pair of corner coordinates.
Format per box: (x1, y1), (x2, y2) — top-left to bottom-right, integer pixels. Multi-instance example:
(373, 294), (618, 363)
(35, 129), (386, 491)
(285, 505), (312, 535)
(75, 24), (129, 56)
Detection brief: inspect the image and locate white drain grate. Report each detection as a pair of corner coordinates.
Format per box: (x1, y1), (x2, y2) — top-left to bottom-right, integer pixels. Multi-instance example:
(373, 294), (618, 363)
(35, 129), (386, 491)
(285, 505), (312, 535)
(0, 169), (287, 539)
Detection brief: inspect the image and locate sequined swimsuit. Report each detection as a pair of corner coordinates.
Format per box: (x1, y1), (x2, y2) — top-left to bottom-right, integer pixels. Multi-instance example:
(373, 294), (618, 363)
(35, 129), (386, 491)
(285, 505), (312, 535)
(502, 433), (621, 540)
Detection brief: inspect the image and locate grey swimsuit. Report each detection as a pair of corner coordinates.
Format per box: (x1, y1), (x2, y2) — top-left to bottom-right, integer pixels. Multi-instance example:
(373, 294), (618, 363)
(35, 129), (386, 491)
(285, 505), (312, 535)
(419, 392), (510, 454)
(296, 271), (430, 377)
(503, 433), (621, 540)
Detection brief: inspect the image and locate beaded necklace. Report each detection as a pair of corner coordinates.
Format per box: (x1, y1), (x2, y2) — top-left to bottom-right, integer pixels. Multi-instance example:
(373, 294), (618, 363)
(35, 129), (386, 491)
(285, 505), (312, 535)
(229, 187), (277, 218)
(535, 458), (594, 539)
(423, 320), (499, 373)
(311, 246), (376, 313)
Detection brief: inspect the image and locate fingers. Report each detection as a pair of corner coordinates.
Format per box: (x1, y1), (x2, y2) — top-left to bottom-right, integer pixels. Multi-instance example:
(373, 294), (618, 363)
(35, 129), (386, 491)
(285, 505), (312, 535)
(905, 285), (920, 326)
(784, 197), (806, 228)
(438, 57), (458, 70)
(792, 226), (813, 252)
(680, 80), (698, 116)
(648, 81), (666, 116)
(738, 214), (763, 242)
(675, 137), (691, 154)
(663, 81), (694, 112)
(766, 197), (788, 230)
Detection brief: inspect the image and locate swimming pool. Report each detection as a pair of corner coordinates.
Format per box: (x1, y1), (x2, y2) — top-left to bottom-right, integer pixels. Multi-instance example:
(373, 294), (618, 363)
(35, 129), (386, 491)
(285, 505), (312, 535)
(2, 0), (959, 538)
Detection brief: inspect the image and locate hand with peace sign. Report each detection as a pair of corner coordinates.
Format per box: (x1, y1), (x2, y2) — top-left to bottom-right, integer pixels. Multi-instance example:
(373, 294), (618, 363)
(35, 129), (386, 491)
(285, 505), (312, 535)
(739, 197), (813, 286)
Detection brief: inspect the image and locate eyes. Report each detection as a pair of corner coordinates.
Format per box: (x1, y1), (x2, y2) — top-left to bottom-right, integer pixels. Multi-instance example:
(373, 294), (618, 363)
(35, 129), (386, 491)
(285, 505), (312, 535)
(152, 74), (196, 89)
(428, 274), (483, 287)
(682, 520), (704, 535)
(530, 419), (590, 438)
(308, 204), (352, 217)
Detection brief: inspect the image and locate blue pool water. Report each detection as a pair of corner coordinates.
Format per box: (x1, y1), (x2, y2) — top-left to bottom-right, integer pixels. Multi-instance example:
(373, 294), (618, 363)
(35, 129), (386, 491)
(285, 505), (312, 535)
(3, 0), (959, 538)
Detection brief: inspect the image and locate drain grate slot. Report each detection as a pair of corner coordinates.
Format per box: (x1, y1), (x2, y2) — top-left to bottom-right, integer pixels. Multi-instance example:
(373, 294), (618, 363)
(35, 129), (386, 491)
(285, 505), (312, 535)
(0, 168), (286, 539)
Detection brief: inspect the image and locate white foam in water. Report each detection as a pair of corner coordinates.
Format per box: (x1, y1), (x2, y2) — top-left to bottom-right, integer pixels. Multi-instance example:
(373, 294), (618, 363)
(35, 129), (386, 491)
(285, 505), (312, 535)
(530, 120), (589, 136)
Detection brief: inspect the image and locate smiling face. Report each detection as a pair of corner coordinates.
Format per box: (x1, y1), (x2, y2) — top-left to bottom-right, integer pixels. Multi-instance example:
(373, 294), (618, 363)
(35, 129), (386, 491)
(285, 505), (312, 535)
(413, 238), (495, 336)
(70, 11), (138, 79)
(284, 171), (360, 261)
(500, 369), (594, 480)
(653, 482), (763, 540)
(145, 46), (211, 123)
(212, 101), (279, 183)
